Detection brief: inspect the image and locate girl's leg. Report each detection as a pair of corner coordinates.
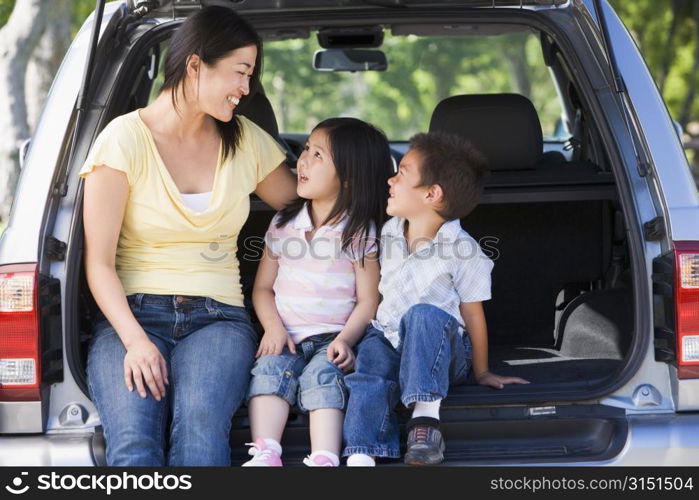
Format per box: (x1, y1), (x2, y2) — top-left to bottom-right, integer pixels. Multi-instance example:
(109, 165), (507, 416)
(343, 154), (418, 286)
(297, 341), (348, 466)
(245, 349), (304, 465)
(309, 408), (343, 457)
(248, 394), (290, 443)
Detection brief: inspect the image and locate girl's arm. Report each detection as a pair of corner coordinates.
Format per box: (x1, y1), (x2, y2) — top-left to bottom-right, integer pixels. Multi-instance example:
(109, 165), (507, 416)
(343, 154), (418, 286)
(254, 163), (298, 211)
(252, 244), (296, 356)
(327, 253), (380, 371)
(460, 301), (529, 389)
(83, 166), (168, 401)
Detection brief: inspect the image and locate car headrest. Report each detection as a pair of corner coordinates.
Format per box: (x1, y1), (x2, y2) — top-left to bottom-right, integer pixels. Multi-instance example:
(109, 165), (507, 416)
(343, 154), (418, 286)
(237, 90), (280, 141)
(429, 94), (543, 171)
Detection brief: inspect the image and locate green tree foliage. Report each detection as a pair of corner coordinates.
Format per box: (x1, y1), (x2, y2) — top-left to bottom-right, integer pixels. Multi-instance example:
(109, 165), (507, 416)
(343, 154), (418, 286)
(610, 0), (698, 128)
(72, 0), (98, 36)
(0, 0), (12, 25)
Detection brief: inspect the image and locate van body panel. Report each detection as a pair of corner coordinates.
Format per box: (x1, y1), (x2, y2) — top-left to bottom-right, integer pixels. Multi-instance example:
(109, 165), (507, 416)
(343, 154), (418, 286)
(592, 1), (699, 407)
(0, 434), (95, 466)
(0, 401), (44, 433)
(671, 370), (699, 412)
(0, 6), (121, 434)
(1, 0), (697, 464)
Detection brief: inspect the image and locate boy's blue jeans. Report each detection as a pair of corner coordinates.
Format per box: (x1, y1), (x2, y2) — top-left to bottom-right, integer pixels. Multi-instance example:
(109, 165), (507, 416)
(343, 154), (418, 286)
(342, 304), (472, 458)
(87, 293), (258, 466)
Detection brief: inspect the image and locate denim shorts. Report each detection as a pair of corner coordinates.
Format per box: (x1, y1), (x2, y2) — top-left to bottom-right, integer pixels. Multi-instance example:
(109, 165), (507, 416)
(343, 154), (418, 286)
(247, 332), (347, 412)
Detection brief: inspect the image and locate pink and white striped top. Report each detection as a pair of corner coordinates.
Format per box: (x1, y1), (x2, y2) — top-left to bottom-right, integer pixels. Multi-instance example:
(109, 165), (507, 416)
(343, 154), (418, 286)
(265, 203), (377, 343)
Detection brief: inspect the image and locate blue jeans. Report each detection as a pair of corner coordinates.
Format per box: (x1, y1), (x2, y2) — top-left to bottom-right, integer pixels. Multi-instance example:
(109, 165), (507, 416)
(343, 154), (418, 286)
(87, 293), (258, 466)
(342, 304), (472, 458)
(247, 333), (347, 411)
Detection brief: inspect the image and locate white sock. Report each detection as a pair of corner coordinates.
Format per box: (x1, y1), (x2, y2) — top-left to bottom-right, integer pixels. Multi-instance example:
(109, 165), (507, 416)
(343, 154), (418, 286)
(260, 438), (282, 455)
(308, 450), (340, 466)
(411, 400), (442, 420)
(346, 454), (376, 467)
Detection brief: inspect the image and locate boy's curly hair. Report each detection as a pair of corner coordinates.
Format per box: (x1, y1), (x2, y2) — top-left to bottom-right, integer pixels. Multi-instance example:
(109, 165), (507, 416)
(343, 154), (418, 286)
(410, 131), (488, 220)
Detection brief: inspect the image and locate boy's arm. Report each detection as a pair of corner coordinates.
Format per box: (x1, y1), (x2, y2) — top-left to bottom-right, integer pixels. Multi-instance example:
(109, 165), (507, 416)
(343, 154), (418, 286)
(460, 301), (529, 389)
(252, 245), (296, 355)
(328, 253), (380, 371)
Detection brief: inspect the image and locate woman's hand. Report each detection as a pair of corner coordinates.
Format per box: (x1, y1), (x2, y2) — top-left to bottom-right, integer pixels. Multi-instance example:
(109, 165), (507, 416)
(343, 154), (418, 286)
(475, 370), (529, 390)
(327, 338), (355, 373)
(257, 328), (296, 357)
(123, 336), (169, 401)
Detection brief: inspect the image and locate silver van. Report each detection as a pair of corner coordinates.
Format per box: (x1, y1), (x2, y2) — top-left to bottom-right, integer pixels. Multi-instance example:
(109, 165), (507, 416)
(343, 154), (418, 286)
(1, 0), (698, 465)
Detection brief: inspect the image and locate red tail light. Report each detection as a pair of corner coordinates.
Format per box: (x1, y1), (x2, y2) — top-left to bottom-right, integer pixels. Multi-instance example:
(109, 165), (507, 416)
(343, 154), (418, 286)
(0, 263), (41, 401)
(674, 242), (699, 379)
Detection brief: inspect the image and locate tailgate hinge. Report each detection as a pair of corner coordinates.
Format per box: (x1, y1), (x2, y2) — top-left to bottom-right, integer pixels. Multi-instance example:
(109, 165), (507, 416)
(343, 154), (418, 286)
(45, 236), (67, 261)
(643, 217), (665, 241)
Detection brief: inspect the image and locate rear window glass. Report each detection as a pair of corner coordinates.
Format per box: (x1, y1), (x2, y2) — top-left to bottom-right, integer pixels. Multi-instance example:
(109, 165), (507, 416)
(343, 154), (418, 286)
(261, 30), (567, 141)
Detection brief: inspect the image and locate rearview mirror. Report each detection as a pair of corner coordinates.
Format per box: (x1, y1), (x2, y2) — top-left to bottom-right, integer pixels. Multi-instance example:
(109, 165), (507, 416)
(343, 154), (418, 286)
(313, 49), (387, 72)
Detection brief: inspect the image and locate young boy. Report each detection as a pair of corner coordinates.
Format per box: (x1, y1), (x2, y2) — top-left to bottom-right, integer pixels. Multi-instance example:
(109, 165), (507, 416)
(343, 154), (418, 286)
(342, 131), (528, 466)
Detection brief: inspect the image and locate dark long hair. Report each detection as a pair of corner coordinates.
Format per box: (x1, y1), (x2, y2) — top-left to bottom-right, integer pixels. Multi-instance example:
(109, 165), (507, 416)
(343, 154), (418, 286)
(161, 6), (262, 159)
(276, 118), (393, 264)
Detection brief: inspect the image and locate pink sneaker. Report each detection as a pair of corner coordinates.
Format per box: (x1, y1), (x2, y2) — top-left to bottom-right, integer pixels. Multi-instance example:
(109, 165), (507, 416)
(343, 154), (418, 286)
(302, 451), (339, 467)
(241, 438), (282, 467)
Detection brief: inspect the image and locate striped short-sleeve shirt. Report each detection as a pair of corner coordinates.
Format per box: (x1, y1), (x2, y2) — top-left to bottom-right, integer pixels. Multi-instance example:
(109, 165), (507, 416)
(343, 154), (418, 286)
(266, 203), (377, 343)
(372, 217), (494, 349)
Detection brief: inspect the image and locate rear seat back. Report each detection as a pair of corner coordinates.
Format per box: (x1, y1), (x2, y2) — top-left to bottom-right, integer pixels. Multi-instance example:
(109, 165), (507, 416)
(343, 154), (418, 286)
(430, 93), (614, 346)
(430, 93), (543, 171)
(235, 89), (287, 323)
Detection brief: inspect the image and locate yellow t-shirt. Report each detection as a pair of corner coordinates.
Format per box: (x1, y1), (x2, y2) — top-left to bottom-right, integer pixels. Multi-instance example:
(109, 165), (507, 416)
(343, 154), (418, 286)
(79, 110), (287, 306)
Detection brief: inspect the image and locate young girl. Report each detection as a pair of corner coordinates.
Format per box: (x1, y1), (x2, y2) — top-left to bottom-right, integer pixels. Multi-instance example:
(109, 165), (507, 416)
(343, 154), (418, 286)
(242, 117), (392, 467)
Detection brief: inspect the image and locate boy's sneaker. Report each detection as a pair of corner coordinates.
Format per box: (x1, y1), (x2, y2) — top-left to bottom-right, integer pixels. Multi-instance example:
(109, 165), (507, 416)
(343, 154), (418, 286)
(241, 438), (282, 467)
(404, 417), (445, 465)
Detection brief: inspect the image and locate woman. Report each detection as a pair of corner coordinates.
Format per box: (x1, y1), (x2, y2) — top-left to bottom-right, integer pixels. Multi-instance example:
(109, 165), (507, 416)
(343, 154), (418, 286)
(81, 6), (297, 466)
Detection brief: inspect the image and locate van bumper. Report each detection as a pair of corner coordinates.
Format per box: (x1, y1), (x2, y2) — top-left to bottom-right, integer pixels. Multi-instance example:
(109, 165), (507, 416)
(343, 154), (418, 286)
(0, 433), (97, 466)
(604, 413), (699, 465)
(1, 413), (697, 466)
(443, 413), (699, 466)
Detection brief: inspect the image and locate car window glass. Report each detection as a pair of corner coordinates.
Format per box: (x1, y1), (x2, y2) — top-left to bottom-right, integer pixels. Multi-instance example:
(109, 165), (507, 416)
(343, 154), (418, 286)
(260, 30), (567, 141)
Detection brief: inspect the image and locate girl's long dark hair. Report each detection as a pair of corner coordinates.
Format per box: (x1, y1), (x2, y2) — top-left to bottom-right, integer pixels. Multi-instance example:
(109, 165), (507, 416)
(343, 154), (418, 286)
(276, 118), (392, 265)
(161, 6), (263, 160)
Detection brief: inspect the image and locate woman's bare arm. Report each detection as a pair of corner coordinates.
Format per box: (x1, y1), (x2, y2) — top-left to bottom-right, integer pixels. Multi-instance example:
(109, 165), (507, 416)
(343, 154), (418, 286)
(83, 166), (168, 400)
(254, 162), (297, 211)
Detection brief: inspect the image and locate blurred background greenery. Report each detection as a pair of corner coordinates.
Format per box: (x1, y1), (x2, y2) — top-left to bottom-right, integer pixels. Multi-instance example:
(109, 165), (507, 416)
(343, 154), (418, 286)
(0, 0), (697, 233)
(259, 31), (564, 142)
(0, 0), (93, 35)
(0, 0), (694, 140)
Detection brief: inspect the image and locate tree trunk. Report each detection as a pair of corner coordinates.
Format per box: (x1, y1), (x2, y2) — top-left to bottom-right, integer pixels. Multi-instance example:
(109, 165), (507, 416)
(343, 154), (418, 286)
(504, 41), (531, 97)
(26, 0), (71, 132)
(0, 0), (64, 223)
